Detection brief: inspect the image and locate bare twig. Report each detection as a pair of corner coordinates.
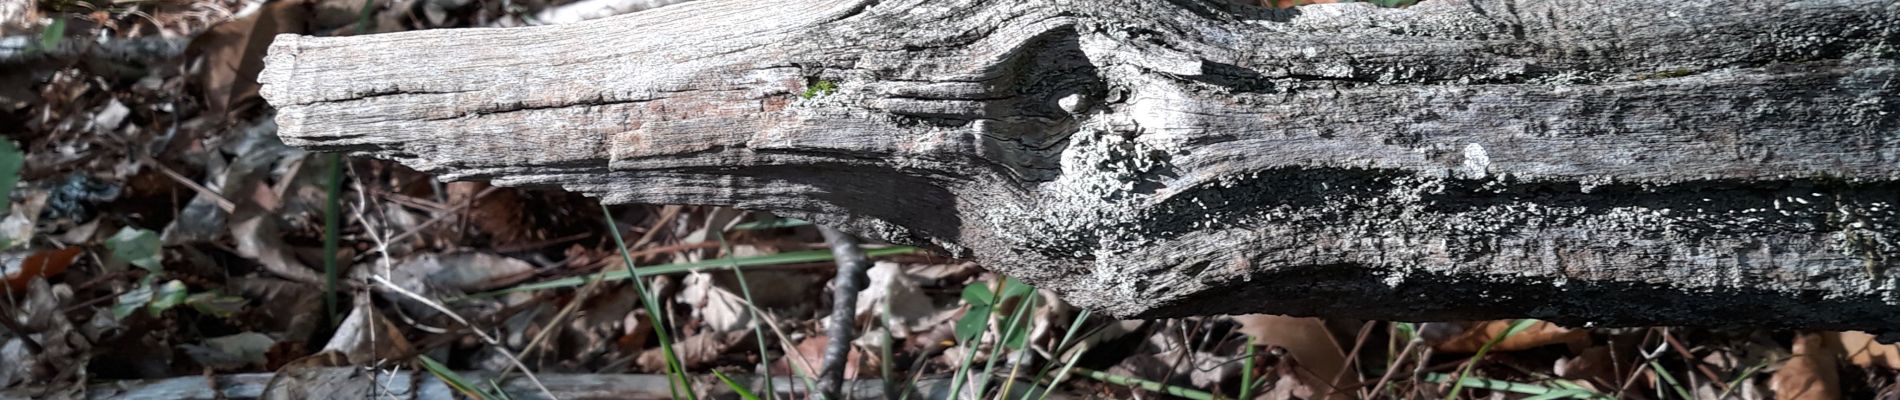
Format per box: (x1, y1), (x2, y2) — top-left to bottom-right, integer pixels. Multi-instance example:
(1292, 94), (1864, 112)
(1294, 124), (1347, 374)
(1367, 338), (1420, 398)
(499, 206), (680, 380)
(142, 156), (237, 213)
(816, 225), (870, 399)
(0, 300), (43, 354)
(350, 194), (557, 399)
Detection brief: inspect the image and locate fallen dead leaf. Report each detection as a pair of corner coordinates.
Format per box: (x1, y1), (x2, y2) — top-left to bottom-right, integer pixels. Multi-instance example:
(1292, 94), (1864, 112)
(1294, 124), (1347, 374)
(680, 272), (752, 332)
(856, 261), (937, 337)
(1234, 315), (1357, 399)
(392, 252), (538, 293)
(639, 331), (745, 371)
(321, 296), (414, 365)
(189, 0), (311, 117)
(1, 247), (82, 293)
(1553, 345), (1617, 388)
(230, 212), (323, 285)
(1431, 320), (1590, 354)
(1834, 331), (1900, 370)
(778, 335), (874, 380)
(181, 332), (276, 371)
(1773, 332), (1840, 400)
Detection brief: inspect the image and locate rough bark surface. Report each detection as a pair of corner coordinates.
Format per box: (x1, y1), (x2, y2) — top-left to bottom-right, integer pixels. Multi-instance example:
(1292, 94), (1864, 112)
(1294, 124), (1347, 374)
(260, 0), (1900, 332)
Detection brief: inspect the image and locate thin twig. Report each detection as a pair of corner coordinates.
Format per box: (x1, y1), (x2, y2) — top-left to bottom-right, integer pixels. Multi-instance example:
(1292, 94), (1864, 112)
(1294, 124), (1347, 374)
(817, 225), (871, 399)
(351, 197), (557, 399)
(1328, 321), (1375, 399)
(499, 206), (680, 380)
(0, 300), (43, 354)
(141, 156), (236, 212)
(1367, 338), (1421, 398)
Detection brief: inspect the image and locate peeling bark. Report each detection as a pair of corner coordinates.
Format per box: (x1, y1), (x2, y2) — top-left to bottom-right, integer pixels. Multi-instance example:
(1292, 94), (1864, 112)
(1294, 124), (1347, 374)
(260, 0), (1900, 333)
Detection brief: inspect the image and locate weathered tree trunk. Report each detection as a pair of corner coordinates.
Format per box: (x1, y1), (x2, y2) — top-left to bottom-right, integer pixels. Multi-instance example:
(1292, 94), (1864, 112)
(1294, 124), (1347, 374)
(259, 0), (1900, 333)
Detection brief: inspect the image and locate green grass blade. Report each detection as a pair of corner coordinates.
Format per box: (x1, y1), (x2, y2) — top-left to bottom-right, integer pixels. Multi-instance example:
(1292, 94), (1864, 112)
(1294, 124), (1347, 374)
(1239, 337), (1259, 400)
(419, 355), (496, 399)
(717, 230), (776, 399)
(714, 370), (763, 400)
(1073, 368), (1215, 400)
(1443, 319), (1538, 400)
(602, 205), (694, 400)
(1645, 359), (1694, 400)
(1425, 373), (1570, 397)
(1035, 337), (1091, 400)
(1031, 309), (1092, 385)
(487, 246), (919, 296)
(946, 279), (1005, 399)
(972, 294), (1034, 398)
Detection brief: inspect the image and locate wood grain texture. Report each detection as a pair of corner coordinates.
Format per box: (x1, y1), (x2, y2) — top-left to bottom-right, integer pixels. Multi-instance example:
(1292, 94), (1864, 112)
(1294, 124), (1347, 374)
(261, 0), (1900, 333)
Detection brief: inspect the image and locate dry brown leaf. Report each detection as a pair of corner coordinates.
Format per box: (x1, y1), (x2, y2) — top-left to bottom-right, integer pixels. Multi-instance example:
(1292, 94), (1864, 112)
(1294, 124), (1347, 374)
(1773, 332), (1841, 400)
(777, 336), (874, 380)
(1431, 320), (1590, 354)
(638, 331), (745, 371)
(1234, 314), (1357, 399)
(190, 0), (310, 118)
(856, 262), (938, 337)
(1553, 345), (1617, 388)
(680, 272), (752, 332)
(320, 297), (414, 365)
(1834, 331), (1900, 370)
(181, 332), (276, 371)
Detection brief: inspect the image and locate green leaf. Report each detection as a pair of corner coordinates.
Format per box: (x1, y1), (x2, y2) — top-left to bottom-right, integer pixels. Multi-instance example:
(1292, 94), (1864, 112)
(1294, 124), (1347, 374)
(1002, 310), (1032, 349)
(147, 280), (189, 315)
(961, 282), (995, 306)
(954, 304), (990, 342)
(999, 277), (1033, 300)
(185, 291), (247, 318)
(106, 227), (162, 271)
(112, 275), (159, 320)
(0, 140), (20, 216)
(39, 18), (66, 51)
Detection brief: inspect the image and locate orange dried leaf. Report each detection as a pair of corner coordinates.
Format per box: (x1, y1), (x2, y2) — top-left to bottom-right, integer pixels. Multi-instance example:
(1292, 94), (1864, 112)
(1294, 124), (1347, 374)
(3, 247), (82, 292)
(1835, 331), (1900, 370)
(1431, 320), (1590, 354)
(1772, 332), (1840, 400)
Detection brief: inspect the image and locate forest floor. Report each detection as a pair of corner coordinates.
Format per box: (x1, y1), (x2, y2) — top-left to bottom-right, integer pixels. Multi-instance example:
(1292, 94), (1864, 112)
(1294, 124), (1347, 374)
(2, 0), (1898, 399)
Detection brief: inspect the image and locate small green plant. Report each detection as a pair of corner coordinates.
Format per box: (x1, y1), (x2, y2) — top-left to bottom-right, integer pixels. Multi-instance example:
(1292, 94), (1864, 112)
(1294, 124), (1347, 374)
(800, 80), (838, 99)
(714, 230), (775, 398)
(38, 18), (66, 51)
(945, 277), (1036, 398)
(603, 205), (696, 400)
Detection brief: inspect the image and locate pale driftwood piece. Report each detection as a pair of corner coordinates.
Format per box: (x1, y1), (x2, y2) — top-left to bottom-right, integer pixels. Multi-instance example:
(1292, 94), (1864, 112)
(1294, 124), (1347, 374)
(261, 0), (1900, 332)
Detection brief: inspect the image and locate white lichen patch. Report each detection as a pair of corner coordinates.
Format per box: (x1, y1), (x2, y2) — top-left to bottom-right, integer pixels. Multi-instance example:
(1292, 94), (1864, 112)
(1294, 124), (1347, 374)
(1460, 142), (1490, 179)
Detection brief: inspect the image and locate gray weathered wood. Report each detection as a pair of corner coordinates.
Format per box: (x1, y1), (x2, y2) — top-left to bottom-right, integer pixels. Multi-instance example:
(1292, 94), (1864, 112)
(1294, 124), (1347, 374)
(260, 0), (1900, 333)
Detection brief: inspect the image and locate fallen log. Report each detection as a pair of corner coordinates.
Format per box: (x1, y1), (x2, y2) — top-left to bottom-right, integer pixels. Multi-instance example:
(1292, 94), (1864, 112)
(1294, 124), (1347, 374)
(259, 0), (1900, 333)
